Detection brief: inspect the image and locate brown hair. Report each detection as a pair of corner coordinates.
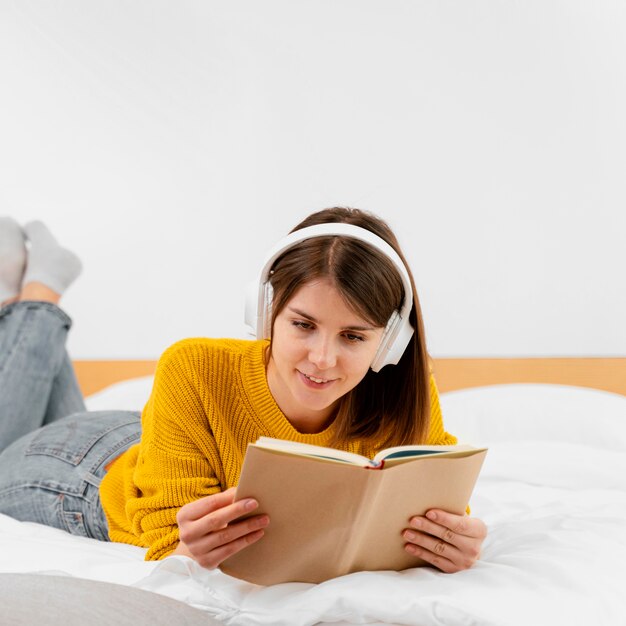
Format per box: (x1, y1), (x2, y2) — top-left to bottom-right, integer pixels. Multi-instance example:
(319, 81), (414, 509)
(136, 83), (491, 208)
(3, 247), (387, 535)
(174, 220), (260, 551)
(268, 207), (431, 448)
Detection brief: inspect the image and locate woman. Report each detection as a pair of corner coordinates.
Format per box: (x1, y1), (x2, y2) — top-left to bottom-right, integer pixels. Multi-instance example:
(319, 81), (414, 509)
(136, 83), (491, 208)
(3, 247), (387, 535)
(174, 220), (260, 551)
(0, 209), (486, 576)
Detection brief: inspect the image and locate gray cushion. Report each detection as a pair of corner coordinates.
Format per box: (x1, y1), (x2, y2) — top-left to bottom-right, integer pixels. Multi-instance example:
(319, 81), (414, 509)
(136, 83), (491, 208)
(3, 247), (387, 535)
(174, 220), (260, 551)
(0, 573), (220, 625)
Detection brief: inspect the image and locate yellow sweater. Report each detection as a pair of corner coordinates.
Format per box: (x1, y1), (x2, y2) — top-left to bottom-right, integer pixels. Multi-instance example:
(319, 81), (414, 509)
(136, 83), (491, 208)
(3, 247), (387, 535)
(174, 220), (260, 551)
(99, 338), (457, 561)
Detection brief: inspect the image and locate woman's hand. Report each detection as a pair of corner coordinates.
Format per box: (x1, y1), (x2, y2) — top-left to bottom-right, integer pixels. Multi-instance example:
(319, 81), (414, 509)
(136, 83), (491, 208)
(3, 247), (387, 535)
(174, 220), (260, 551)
(403, 509), (487, 573)
(173, 487), (270, 569)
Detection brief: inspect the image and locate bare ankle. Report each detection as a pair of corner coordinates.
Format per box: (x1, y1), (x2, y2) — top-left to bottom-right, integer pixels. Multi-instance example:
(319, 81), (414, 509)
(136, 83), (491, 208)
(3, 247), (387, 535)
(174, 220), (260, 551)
(1, 295), (20, 307)
(19, 282), (61, 305)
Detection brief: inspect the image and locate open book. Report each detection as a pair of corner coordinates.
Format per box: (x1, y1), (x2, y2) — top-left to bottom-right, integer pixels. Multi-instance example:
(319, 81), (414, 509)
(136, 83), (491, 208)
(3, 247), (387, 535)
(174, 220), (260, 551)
(220, 437), (488, 585)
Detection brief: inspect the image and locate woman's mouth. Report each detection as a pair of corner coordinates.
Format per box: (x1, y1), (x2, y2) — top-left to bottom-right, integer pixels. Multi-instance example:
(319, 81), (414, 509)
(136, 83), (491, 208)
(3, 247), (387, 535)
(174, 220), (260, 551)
(299, 370), (335, 388)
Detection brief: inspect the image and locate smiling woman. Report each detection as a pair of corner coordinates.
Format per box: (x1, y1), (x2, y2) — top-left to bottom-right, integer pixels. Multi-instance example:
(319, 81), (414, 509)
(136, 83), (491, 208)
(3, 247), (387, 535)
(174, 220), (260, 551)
(267, 278), (385, 434)
(0, 207), (487, 580)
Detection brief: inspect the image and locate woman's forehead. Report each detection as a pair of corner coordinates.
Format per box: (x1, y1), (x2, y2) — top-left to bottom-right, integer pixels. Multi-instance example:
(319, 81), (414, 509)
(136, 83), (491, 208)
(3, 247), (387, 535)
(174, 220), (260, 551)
(284, 279), (382, 329)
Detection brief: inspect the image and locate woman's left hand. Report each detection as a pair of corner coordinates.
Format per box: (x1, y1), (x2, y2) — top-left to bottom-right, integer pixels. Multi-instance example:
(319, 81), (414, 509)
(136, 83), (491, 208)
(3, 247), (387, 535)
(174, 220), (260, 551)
(403, 509), (487, 573)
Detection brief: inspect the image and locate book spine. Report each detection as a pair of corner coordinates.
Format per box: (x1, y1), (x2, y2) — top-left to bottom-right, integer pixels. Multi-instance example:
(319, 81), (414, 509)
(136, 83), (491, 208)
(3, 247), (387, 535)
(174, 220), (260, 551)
(335, 471), (384, 576)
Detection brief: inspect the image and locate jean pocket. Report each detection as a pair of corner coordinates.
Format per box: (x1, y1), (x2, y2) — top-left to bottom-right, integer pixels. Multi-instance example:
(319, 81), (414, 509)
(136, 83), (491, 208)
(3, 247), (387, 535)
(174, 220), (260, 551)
(56, 495), (89, 538)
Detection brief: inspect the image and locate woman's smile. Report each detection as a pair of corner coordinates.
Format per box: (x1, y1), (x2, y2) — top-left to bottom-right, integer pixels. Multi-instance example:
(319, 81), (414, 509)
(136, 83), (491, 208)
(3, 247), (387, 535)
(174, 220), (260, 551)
(298, 369), (336, 388)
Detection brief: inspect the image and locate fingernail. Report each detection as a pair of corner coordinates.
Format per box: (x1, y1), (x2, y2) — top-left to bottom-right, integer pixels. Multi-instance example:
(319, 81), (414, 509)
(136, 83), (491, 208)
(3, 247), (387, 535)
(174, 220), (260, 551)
(244, 499), (257, 511)
(404, 530), (416, 541)
(410, 518), (421, 528)
(426, 511), (437, 521)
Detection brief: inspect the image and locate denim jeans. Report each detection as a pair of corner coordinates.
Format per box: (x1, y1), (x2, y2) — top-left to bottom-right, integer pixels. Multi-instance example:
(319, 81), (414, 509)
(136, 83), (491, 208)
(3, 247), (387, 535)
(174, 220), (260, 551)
(0, 301), (141, 540)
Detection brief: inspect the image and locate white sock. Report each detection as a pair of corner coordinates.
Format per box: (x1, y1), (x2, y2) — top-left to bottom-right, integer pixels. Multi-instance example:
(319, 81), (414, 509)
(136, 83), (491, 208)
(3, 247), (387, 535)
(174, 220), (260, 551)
(0, 217), (27, 302)
(22, 221), (83, 296)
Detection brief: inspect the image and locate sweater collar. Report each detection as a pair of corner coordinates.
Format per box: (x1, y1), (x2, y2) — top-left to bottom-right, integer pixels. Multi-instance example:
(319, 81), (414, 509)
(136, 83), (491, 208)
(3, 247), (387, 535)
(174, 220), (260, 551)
(241, 340), (338, 446)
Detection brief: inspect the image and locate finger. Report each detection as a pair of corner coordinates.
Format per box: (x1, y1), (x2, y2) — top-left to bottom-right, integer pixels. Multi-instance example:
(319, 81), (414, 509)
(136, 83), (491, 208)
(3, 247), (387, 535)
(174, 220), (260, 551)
(178, 488), (238, 522)
(192, 514), (270, 557)
(179, 490), (257, 528)
(198, 527), (267, 569)
(206, 513), (270, 550)
(403, 527), (465, 566)
(423, 510), (487, 539)
(180, 498), (261, 544)
(404, 541), (462, 574)
(406, 516), (482, 553)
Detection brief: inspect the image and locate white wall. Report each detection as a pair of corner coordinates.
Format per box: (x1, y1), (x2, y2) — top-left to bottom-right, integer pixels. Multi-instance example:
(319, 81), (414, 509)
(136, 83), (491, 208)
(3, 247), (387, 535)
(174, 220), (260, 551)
(1, 1), (624, 359)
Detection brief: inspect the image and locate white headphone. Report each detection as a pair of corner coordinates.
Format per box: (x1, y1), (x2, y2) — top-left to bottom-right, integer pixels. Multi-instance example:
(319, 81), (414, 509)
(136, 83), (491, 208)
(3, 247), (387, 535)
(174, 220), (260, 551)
(244, 223), (415, 372)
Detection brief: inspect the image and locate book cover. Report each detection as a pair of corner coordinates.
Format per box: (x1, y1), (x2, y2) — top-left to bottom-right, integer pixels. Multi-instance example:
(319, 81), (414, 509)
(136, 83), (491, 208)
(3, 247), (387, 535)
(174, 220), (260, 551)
(220, 439), (487, 585)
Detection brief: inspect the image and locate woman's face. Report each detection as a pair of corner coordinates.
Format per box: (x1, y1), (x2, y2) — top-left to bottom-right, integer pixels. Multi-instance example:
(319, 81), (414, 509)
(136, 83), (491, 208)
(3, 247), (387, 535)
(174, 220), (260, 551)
(266, 278), (385, 433)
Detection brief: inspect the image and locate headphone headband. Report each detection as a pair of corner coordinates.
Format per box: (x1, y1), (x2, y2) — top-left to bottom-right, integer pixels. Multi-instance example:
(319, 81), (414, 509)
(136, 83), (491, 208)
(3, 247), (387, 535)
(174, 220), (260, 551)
(244, 222), (415, 371)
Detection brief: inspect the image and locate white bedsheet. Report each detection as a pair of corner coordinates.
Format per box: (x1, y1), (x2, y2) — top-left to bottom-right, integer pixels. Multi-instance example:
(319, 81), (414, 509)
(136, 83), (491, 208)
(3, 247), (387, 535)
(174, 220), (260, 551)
(2, 382), (625, 625)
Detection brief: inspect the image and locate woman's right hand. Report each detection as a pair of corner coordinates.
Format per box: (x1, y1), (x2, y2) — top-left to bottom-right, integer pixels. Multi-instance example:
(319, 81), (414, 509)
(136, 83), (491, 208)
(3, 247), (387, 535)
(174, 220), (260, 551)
(173, 487), (269, 568)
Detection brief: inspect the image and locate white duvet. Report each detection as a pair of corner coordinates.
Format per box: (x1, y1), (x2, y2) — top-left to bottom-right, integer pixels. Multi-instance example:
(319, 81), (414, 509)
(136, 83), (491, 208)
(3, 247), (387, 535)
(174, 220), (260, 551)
(2, 382), (626, 626)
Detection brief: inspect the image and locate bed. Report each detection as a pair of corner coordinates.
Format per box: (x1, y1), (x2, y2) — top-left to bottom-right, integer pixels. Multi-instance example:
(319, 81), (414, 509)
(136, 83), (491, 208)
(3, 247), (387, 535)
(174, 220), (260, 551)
(1, 358), (625, 625)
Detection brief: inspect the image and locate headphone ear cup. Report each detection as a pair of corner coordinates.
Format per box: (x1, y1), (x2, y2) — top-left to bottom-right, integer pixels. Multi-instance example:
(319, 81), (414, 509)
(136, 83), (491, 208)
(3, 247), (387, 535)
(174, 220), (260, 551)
(370, 312), (399, 372)
(385, 317), (414, 367)
(244, 280), (274, 339)
(370, 312), (414, 372)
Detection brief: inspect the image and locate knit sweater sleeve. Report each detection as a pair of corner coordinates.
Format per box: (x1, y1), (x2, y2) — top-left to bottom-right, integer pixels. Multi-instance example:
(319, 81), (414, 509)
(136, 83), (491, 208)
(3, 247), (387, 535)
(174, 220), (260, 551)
(125, 340), (223, 561)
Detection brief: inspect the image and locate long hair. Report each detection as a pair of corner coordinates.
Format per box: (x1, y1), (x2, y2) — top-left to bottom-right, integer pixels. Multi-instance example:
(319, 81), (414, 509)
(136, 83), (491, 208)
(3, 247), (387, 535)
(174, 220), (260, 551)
(267, 207), (431, 448)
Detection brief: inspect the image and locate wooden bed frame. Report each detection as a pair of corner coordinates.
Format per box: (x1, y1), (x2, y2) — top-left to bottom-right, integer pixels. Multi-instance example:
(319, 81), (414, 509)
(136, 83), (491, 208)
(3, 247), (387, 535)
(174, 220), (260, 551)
(74, 358), (626, 398)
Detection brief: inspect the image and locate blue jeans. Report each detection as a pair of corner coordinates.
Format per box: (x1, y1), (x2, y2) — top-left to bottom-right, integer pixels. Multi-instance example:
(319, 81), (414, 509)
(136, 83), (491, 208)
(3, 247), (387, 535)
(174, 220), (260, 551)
(0, 301), (141, 540)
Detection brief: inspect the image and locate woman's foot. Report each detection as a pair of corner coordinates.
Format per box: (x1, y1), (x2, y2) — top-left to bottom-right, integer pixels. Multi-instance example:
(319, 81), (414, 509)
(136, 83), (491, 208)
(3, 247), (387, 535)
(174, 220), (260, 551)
(0, 217), (27, 306)
(22, 221), (83, 300)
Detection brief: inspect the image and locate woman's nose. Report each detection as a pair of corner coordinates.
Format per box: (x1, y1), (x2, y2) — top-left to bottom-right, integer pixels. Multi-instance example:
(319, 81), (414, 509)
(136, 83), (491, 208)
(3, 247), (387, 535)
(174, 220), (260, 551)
(308, 336), (337, 370)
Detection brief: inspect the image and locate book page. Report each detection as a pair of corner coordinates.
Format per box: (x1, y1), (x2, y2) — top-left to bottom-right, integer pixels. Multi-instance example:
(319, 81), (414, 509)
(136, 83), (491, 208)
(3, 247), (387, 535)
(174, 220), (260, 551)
(374, 443), (481, 464)
(254, 437), (374, 466)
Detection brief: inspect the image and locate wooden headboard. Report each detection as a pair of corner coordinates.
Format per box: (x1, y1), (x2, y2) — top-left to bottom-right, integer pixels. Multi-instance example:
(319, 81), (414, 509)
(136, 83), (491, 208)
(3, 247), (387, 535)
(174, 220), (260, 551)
(74, 358), (626, 398)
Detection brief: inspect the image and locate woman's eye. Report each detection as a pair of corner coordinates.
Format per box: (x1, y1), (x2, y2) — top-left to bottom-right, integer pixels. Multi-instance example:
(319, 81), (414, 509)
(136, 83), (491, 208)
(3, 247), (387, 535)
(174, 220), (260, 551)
(292, 321), (312, 330)
(344, 333), (365, 343)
